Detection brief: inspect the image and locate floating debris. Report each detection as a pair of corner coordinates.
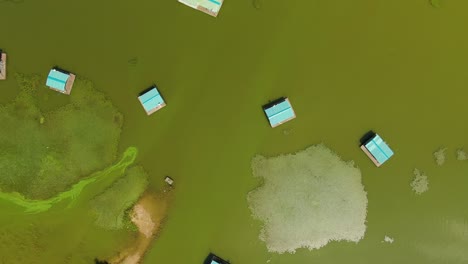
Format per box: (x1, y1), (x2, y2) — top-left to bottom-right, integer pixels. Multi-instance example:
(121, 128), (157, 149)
(282, 128), (292, 136)
(252, 0), (262, 9)
(128, 57), (138, 66)
(410, 169), (429, 195)
(248, 144), (367, 253)
(456, 149), (468, 161)
(433, 147), (447, 166)
(382, 236), (394, 244)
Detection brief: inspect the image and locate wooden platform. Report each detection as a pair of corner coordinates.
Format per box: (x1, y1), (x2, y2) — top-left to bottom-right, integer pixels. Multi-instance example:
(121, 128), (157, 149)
(64, 73), (76, 95)
(0, 53), (6, 80)
(360, 145), (381, 167)
(197, 6), (218, 17)
(146, 102), (166, 115)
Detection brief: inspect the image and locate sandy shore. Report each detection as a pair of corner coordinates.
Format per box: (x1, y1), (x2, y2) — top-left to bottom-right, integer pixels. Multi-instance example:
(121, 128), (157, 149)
(110, 189), (172, 264)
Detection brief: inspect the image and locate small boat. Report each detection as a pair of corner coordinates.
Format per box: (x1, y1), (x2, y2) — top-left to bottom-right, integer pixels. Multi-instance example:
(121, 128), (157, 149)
(165, 176), (174, 186)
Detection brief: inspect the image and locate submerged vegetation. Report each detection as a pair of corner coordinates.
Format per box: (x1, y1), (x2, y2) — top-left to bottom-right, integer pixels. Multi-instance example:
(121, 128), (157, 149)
(433, 147), (447, 166)
(410, 169), (429, 195)
(248, 144), (368, 253)
(0, 73), (123, 199)
(91, 166), (149, 230)
(456, 149), (468, 161)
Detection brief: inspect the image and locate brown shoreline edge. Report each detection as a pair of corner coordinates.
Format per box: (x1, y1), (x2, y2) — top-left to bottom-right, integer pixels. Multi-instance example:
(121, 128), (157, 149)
(270, 98), (297, 128)
(109, 189), (172, 264)
(0, 53), (6, 80)
(360, 145), (381, 167)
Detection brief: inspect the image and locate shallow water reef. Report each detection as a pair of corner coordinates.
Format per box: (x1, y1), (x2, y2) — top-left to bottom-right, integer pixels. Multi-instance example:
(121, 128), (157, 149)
(248, 144), (368, 253)
(0, 73), (123, 199)
(410, 168), (429, 195)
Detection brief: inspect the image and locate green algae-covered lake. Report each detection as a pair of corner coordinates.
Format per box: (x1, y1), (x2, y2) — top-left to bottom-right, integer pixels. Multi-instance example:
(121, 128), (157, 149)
(1, 0), (468, 263)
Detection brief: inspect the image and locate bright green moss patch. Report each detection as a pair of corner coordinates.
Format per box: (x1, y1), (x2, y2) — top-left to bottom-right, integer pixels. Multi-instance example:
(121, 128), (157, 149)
(0, 147), (137, 213)
(91, 166), (149, 230)
(248, 144), (368, 253)
(0, 73), (123, 199)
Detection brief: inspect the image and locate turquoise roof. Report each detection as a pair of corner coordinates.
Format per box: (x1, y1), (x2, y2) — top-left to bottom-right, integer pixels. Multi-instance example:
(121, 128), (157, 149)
(210, 261), (220, 264)
(365, 134), (394, 165)
(138, 87), (165, 112)
(264, 99), (295, 127)
(46, 69), (69, 91)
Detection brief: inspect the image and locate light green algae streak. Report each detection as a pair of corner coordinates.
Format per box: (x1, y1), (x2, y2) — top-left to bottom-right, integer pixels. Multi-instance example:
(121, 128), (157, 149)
(0, 147), (137, 214)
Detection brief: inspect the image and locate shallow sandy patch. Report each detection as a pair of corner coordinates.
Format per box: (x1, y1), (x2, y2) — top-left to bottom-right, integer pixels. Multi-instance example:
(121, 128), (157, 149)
(111, 189), (171, 264)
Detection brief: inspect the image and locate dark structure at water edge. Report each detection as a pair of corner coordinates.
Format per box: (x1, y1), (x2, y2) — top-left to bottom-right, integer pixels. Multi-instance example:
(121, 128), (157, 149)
(204, 253), (230, 264)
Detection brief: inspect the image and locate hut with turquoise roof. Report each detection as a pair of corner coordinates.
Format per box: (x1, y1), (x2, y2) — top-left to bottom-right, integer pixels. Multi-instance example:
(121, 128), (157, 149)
(46, 68), (76, 95)
(360, 133), (394, 167)
(263, 97), (296, 128)
(138, 86), (166, 115)
(178, 0), (224, 17)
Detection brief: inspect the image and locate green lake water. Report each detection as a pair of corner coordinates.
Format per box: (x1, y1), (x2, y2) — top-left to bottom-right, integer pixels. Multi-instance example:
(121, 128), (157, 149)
(1, 0), (468, 263)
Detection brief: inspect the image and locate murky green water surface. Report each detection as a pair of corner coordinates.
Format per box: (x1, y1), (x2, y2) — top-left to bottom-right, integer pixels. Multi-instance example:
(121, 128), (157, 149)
(1, 0), (468, 263)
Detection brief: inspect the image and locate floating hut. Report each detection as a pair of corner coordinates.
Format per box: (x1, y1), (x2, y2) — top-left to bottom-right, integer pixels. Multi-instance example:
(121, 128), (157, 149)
(263, 97), (296, 128)
(178, 0), (224, 17)
(46, 68), (76, 95)
(204, 253), (230, 264)
(138, 86), (166, 115)
(360, 132), (394, 167)
(0, 51), (6, 80)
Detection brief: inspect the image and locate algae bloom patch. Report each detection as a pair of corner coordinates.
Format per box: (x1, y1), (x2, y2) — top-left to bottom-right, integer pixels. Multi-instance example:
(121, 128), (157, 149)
(248, 144), (368, 253)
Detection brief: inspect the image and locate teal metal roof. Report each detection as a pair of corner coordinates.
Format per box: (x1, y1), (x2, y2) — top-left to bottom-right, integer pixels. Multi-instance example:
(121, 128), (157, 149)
(210, 261), (220, 264)
(264, 99), (295, 127)
(46, 70), (69, 91)
(365, 134), (394, 165)
(138, 87), (165, 112)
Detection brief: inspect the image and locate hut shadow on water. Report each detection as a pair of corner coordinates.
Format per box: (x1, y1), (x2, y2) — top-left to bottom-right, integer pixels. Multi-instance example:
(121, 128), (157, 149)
(94, 258), (109, 264)
(359, 130), (376, 146)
